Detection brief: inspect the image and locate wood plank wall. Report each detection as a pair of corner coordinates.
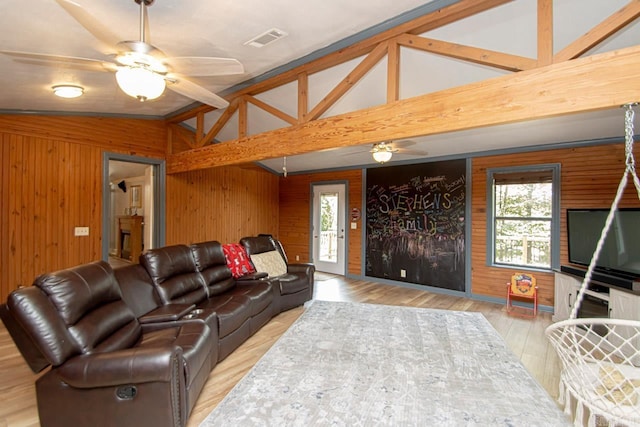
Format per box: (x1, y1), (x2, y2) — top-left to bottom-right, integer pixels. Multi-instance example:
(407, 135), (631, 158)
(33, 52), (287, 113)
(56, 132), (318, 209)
(0, 115), (166, 302)
(278, 142), (640, 306)
(165, 165), (279, 246)
(471, 142), (640, 307)
(3, 113), (637, 309)
(278, 169), (362, 275)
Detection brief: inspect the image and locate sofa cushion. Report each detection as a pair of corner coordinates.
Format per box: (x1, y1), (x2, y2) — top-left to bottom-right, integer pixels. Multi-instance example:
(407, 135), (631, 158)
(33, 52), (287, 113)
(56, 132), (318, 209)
(190, 241), (236, 296)
(198, 295), (251, 338)
(34, 260), (141, 356)
(114, 264), (163, 318)
(250, 250), (287, 277)
(229, 282), (273, 316)
(140, 245), (208, 305)
(222, 243), (256, 278)
(190, 241), (226, 271)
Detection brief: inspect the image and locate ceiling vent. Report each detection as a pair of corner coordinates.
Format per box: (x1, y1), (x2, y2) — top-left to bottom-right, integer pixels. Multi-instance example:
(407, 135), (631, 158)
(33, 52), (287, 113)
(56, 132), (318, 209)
(244, 28), (288, 48)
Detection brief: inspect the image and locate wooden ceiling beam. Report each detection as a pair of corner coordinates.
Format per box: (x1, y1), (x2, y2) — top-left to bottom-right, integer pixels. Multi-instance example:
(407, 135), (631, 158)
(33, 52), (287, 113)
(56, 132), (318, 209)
(167, 45), (640, 174)
(235, 0), (512, 98)
(305, 42), (389, 122)
(238, 97), (248, 138)
(298, 73), (308, 121)
(554, 0), (640, 62)
(198, 98), (240, 146)
(245, 95), (298, 125)
(387, 40), (400, 103)
(165, 0), (512, 123)
(195, 112), (204, 143)
(167, 103), (214, 124)
(536, 0), (553, 67)
(396, 34), (537, 72)
(407, 0), (513, 36)
(168, 123), (196, 149)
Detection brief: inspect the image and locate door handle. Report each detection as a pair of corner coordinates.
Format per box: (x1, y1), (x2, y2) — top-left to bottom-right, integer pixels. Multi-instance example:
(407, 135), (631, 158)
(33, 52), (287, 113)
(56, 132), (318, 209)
(338, 235), (344, 239)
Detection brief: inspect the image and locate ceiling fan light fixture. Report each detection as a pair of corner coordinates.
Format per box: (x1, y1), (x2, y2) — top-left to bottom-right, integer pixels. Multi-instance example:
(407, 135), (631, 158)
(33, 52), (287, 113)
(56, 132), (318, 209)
(116, 51), (167, 73)
(52, 84), (84, 98)
(371, 142), (393, 163)
(372, 150), (393, 163)
(116, 66), (165, 101)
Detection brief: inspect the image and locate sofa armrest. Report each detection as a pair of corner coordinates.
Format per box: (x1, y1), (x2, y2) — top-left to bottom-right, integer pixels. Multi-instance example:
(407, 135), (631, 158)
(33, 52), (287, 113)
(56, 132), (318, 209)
(56, 346), (183, 388)
(139, 304), (196, 324)
(287, 263), (315, 276)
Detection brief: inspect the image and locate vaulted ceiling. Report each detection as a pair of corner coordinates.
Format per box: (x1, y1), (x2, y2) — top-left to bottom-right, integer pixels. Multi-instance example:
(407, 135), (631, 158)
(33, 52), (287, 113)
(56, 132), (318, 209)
(2, 0), (640, 174)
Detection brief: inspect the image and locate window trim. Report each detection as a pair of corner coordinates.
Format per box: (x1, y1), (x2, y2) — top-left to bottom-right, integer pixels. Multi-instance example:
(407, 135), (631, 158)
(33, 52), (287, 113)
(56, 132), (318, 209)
(486, 164), (561, 271)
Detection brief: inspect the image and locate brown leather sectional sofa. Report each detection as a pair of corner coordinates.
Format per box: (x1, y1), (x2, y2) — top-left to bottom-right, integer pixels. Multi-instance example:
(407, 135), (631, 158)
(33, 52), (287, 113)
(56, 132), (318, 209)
(0, 236), (314, 427)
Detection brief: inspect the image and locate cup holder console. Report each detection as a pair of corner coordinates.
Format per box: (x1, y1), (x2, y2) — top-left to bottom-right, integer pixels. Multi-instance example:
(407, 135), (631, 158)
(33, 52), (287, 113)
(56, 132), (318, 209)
(182, 308), (204, 320)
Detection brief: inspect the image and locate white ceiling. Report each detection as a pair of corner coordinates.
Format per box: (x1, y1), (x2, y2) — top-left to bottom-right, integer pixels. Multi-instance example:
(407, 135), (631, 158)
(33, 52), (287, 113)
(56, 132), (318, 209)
(1, 0), (639, 174)
(109, 160), (149, 183)
(0, 0), (442, 115)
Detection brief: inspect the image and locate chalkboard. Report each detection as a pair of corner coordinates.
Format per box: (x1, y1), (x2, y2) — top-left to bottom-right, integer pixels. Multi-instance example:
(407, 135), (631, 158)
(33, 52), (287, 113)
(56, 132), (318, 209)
(365, 160), (466, 291)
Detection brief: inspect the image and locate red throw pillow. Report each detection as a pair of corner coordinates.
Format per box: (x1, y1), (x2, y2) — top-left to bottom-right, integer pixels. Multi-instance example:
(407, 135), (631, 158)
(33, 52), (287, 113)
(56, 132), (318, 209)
(222, 243), (256, 278)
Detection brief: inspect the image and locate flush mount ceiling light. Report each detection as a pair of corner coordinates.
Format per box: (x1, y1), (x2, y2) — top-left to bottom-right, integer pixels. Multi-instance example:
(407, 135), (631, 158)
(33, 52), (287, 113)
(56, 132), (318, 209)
(371, 142), (393, 164)
(52, 84), (84, 98)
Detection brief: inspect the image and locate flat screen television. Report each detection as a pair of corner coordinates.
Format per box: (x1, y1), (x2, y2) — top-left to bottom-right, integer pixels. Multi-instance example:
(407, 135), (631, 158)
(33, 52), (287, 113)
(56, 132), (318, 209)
(567, 208), (640, 279)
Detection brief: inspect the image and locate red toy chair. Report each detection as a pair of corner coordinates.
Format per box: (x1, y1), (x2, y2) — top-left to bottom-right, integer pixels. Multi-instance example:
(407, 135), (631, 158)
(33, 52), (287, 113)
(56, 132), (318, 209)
(506, 272), (538, 317)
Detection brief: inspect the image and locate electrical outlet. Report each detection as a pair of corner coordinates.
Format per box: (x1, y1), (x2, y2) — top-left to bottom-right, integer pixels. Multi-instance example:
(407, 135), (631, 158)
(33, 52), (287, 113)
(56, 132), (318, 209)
(351, 222), (357, 229)
(400, 269), (406, 278)
(296, 255), (300, 261)
(74, 227), (89, 236)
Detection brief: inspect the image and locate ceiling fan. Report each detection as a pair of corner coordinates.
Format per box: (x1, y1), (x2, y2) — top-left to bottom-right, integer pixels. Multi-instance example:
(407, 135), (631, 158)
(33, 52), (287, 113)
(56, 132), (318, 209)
(0, 0), (244, 108)
(369, 140), (428, 163)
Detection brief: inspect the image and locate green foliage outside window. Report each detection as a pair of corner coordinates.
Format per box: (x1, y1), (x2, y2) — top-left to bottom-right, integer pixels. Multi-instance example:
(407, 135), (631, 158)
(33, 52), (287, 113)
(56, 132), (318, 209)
(321, 194), (337, 232)
(494, 182), (552, 268)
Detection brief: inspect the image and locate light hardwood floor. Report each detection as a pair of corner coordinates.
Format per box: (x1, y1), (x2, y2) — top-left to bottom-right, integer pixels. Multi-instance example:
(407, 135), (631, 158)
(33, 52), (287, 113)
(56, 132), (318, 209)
(0, 276), (561, 426)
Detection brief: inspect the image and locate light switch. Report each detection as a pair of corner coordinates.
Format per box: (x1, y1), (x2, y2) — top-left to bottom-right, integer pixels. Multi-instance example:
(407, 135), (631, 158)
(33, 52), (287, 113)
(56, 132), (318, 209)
(350, 222), (357, 229)
(74, 227), (89, 236)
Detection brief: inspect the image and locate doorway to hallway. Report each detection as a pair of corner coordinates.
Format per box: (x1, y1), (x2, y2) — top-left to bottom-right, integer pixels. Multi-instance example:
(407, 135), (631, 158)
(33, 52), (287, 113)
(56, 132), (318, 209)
(102, 153), (165, 264)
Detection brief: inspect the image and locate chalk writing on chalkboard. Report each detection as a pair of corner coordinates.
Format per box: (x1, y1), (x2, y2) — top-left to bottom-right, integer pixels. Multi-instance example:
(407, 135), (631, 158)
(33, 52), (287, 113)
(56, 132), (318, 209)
(366, 159), (466, 291)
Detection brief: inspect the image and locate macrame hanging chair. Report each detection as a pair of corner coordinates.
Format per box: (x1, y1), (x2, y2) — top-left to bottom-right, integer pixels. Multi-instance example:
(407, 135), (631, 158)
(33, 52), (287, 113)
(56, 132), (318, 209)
(546, 103), (640, 427)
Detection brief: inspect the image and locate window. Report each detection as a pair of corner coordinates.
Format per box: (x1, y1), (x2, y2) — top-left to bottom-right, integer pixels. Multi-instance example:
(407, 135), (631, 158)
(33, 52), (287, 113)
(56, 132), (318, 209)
(487, 165), (560, 270)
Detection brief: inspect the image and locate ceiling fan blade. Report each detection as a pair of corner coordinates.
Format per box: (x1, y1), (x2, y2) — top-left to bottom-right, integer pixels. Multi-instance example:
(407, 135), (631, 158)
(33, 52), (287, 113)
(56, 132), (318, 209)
(0, 50), (113, 72)
(163, 57), (244, 77)
(391, 139), (417, 149)
(166, 75), (229, 109)
(396, 148), (428, 156)
(55, 0), (121, 52)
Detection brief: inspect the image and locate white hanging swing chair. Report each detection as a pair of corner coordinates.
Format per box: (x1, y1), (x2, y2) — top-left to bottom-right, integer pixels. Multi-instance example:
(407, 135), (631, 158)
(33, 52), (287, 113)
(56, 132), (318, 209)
(546, 103), (640, 427)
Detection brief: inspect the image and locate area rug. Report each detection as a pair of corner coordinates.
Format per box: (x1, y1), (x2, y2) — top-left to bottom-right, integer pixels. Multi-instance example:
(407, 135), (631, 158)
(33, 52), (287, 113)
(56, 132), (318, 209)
(200, 301), (569, 426)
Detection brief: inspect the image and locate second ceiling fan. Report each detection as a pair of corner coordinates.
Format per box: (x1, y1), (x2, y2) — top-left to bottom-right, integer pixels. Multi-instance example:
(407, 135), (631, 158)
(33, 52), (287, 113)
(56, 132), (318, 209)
(1, 0), (244, 108)
(370, 140), (428, 164)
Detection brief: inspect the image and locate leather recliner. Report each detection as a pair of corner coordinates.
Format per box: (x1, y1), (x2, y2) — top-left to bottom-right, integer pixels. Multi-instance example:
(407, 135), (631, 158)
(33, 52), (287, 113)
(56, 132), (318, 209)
(114, 262), (220, 364)
(240, 235), (315, 312)
(1, 261), (214, 427)
(139, 242), (273, 361)
(190, 241), (274, 336)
